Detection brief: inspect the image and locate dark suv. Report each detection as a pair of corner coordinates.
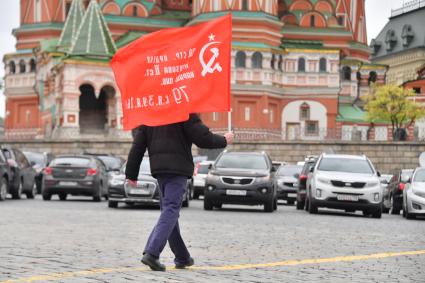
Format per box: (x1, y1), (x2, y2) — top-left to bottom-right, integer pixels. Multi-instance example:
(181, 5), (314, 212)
(296, 156), (318, 210)
(203, 151), (277, 212)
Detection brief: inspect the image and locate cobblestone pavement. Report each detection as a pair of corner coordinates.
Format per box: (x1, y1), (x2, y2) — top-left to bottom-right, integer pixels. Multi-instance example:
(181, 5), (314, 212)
(1, 196), (425, 283)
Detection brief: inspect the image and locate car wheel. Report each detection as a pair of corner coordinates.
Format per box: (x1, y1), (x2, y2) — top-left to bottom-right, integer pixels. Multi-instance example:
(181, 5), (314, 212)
(389, 195), (400, 215)
(372, 207), (382, 219)
(203, 197), (213, 210)
(193, 190), (200, 200)
(308, 198), (318, 214)
(59, 193), (67, 201)
(12, 180), (23, 200)
(42, 193), (51, 201)
(264, 198), (274, 213)
(93, 183), (102, 202)
(26, 182), (37, 199)
(0, 177), (8, 201)
(296, 200), (304, 210)
(214, 204), (222, 209)
(108, 201), (118, 208)
(405, 204), (415, 220)
(402, 200), (407, 218)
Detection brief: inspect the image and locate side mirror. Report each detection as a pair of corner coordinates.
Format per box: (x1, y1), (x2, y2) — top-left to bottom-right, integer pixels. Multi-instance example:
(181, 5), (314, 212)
(271, 166), (277, 172)
(309, 167), (314, 173)
(377, 171), (381, 177)
(208, 164), (213, 170)
(30, 161), (36, 167)
(294, 173), (300, 179)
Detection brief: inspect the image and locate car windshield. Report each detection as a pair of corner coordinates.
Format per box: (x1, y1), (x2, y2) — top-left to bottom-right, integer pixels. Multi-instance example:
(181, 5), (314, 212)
(198, 164), (210, 174)
(277, 165), (302, 177)
(23, 152), (45, 166)
(401, 169), (414, 181)
(216, 154), (268, 170)
(413, 170), (425, 182)
(50, 157), (91, 167)
(318, 157), (374, 174)
(97, 156), (122, 171)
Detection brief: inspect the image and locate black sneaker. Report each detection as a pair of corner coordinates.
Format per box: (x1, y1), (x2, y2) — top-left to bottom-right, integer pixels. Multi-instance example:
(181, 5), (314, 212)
(141, 254), (166, 271)
(175, 257), (194, 269)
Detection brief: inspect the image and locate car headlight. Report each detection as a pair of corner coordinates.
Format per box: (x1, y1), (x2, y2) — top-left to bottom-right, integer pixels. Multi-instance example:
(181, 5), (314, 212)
(110, 177), (125, 186)
(366, 181), (379, 188)
(317, 177), (331, 184)
(256, 175), (271, 183)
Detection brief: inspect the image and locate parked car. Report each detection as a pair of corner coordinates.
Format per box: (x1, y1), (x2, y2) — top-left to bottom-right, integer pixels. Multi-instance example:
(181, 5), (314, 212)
(0, 150), (11, 201)
(297, 156), (318, 210)
(23, 151), (53, 194)
(1, 147), (37, 199)
(204, 151), (277, 212)
(192, 160), (214, 199)
(383, 169), (414, 215)
(274, 164), (303, 204)
(306, 153), (382, 218)
(403, 167), (425, 219)
(41, 155), (109, 201)
(108, 158), (190, 208)
(379, 174), (393, 213)
(87, 154), (125, 190)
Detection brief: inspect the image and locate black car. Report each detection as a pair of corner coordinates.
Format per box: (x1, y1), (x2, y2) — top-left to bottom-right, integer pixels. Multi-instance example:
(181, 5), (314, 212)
(23, 151), (53, 194)
(42, 155), (109, 201)
(274, 164), (303, 204)
(0, 150), (11, 201)
(204, 151), (277, 212)
(87, 154), (125, 189)
(296, 156), (318, 210)
(383, 169), (414, 214)
(1, 147), (37, 199)
(108, 159), (190, 208)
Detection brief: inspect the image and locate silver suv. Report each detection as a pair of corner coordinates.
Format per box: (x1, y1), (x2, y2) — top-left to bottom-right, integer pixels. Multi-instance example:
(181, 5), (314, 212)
(306, 153), (382, 218)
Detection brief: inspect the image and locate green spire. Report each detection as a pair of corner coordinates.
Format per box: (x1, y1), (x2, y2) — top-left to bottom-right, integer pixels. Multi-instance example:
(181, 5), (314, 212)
(69, 0), (117, 58)
(57, 0), (84, 52)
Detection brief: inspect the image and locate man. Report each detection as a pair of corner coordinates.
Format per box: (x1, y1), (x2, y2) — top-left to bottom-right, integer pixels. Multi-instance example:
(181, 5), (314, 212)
(125, 114), (233, 271)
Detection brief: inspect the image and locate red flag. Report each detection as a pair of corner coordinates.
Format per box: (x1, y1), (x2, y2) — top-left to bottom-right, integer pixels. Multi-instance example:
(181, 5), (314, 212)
(111, 14), (232, 130)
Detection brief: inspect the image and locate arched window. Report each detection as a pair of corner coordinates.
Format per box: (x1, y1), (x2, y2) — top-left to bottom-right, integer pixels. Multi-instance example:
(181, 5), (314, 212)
(271, 54), (276, 70)
(242, 0), (248, 10)
(342, 66), (351, 81)
(310, 15), (315, 27)
(300, 102), (310, 120)
(19, 60), (26, 73)
(368, 71), (377, 85)
(235, 51), (246, 68)
(30, 59), (36, 72)
(9, 61), (16, 74)
(298, 58), (305, 72)
(252, 52), (263, 69)
(132, 5), (138, 16)
(319, 58), (327, 72)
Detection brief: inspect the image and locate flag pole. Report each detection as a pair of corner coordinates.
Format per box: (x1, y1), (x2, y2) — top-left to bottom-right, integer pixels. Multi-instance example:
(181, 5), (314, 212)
(228, 108), (232, 132)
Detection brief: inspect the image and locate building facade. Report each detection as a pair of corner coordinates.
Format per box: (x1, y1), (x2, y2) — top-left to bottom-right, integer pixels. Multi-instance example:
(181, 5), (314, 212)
(3, 0), (386, 141)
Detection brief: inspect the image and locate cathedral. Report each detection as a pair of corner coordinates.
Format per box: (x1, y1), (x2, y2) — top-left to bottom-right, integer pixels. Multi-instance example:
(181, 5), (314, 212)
(2, 0), (387, 141)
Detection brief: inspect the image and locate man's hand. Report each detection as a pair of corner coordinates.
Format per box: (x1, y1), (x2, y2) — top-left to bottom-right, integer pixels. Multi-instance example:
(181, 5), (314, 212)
(126, 179), (137, 188)
(224, 132), (234, 145)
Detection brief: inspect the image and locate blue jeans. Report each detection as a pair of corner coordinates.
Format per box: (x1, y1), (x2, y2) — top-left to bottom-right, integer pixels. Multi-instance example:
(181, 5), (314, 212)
(144, 174), (191, 264)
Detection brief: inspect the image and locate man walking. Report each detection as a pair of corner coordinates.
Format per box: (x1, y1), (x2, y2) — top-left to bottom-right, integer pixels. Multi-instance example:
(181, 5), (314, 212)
(125, 114), (233, 271)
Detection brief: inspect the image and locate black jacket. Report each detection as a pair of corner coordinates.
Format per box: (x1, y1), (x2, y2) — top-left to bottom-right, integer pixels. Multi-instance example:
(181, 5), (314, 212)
(125, 114), (227, 180)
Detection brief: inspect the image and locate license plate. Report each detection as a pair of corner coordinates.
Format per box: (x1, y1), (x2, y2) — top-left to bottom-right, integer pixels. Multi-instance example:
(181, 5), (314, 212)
(226, 190), (247, 196)
(287, 193), (297, 198)
(337, 194), (359, 202)
(60, 181), (77, 186)
(130, 188), (150, 195)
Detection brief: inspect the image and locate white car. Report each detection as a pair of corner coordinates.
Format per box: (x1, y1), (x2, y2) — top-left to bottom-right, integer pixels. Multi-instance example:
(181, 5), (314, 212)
(192, 160), (214, 199)
(306, 153), (382, 218)
(403, 167), (425, 219)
